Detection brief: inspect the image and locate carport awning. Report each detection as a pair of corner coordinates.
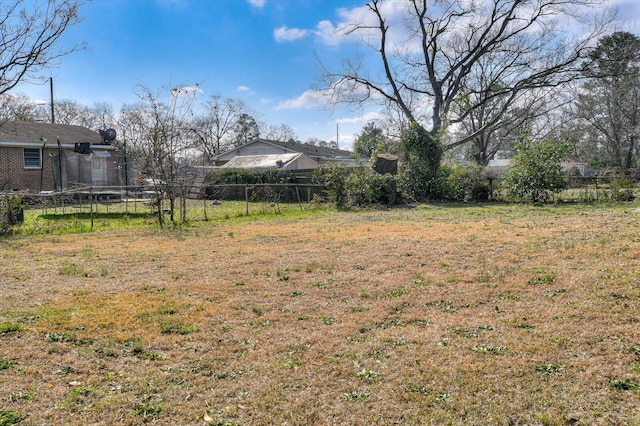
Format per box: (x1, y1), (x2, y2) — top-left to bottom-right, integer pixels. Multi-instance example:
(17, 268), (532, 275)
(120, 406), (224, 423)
(218, 153), (301, 169)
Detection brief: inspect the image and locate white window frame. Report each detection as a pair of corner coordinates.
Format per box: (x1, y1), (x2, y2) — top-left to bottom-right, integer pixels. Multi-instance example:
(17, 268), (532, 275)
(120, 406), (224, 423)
(23, 148), (42, 169)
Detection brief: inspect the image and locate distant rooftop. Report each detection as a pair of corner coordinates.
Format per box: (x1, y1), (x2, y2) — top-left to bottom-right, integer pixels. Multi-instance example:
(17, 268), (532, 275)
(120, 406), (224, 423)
(0, 121), (103, 144)
(218, 153), (302, 169)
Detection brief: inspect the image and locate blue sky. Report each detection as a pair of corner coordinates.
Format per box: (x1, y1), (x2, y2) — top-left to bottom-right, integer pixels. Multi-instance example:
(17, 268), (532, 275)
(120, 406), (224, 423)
(15, 0), (640, 150)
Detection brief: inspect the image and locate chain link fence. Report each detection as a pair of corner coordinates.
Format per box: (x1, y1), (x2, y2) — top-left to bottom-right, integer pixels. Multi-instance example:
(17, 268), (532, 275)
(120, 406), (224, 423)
(1, 172), (639, 235)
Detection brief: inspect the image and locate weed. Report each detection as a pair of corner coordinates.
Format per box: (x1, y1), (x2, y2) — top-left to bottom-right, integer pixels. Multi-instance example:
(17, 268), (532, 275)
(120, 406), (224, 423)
(58, 263), (89, 277)
(251, 306), (263, 316)
(385, 288), (411, 299)
(45, 332), (93, 346)
(0, 360), (15, 370)
(0, 410), (24, 425)
(517, 323), (535, 329)
(339, 390), (371, 402)
(234, 280), (246, 286)
(471, 345), (506, 354)
(384, 336), (409, 346)
(450, 325), (492, 338)
(500, 294), (520, 301)
(545, 288), (569, 297)
(137, 352), (164, 361)
(9, 391), (35, 402)
(282, 359), (301, 369)
(610, 378), (639, 391)
(534, 364), (564, 375)
(425, 300), (456, 313)
(132, 402), (164, 419)
(528, 275), (556, 285)
(95, 343), (119, 358)
(321, 317), (335, 325)
(0, 323), (23, 334)
(54, 366), (75, 376)
(306, 262), (334, 274)
(276, 270), (290, 281)
(63, 384), (95, 408)
(124, 338), (144, 354)
(159, 321), (198, 335)
(356, 369), (378, 380)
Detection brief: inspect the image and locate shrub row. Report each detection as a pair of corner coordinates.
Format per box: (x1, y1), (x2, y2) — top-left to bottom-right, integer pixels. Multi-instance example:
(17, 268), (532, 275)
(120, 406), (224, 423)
(316, 163), (638, 208)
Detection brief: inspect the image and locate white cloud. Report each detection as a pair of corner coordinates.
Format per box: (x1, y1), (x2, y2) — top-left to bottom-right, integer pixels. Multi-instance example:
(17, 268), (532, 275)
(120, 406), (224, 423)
(337, 111), (385, 125)
(276, 89), (332, 109)
(314, 20), (341, 46)
(273, 26), (309, 42)
(247, 0), (265, 8)
(236, 85), (255, 94)
(273, 4), (408, 47)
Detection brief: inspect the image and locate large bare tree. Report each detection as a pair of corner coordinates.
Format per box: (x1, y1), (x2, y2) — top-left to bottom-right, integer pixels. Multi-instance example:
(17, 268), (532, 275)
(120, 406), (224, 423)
(191, 95), (249, 161)
(0, 0), (84, 96)
(322, 0), (612, 162)
(575, 31), (640, 168)
(126, 85), (198, 225)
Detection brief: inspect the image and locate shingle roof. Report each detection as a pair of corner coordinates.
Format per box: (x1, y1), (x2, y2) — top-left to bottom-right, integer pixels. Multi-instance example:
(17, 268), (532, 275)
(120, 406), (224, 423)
(219, 153), (303, 169)
(0, 121), (103, 144)
(260, 139), (353, 158)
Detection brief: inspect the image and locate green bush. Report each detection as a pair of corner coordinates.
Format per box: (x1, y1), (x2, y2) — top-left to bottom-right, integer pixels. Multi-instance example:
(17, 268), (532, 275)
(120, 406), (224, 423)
(0, 195), (24, 237)
(441, 163), (492, 202)
(503, 139), (568, 203)
(609, 176), (636, 201)
(398, 124), (443, 201)
(317, 164), (398, 208)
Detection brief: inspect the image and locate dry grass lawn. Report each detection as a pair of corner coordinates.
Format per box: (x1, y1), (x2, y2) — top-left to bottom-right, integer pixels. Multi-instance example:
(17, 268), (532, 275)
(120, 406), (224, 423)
(1, 203), (639, 425)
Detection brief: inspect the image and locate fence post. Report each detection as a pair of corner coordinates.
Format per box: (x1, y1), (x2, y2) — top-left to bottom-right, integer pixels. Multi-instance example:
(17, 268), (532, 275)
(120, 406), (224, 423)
(245, 184), (249, 216)
(90, 188), (94, 230)
(295, 185), (303, 211)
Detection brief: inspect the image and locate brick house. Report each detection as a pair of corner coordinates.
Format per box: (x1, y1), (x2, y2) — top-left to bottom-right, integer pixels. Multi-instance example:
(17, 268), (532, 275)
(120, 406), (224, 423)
(0, 121), (120, 192)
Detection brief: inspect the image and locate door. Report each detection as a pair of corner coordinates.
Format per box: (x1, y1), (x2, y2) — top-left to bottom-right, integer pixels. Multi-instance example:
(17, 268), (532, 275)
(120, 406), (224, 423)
(91, 152), (109, 186)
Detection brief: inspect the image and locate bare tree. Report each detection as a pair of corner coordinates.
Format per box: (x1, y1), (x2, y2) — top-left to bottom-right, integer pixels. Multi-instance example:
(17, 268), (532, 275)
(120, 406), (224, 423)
(0, 0), (84, 96)
(575, 31), (640, 168)
(321, 0), (612, 166)
(264, 123), (298, 142)
(129, 85), (198, 225)
(192, 95), (249, 161)
(0, 93), (40, 121)
(232, 113), (260, 147)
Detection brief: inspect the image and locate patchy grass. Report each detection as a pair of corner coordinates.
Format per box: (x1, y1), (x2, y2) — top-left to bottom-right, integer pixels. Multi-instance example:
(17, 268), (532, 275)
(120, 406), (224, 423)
(0, 203), (639, 424)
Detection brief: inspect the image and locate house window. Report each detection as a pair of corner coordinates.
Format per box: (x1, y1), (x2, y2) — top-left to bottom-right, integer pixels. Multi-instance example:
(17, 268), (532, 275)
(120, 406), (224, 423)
(23, 148), (42, 169)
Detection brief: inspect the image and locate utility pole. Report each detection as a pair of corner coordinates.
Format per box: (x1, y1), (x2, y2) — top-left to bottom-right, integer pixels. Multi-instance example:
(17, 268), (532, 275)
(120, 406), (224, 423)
(49, 77), (55, 124)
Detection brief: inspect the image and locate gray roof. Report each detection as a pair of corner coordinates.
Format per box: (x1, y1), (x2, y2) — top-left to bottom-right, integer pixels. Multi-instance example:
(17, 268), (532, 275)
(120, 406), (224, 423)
(219, 153), (303, 169)
(214, 138), (355, 160)
(263, 139), (353, 158)
(0, 121), (103, 144)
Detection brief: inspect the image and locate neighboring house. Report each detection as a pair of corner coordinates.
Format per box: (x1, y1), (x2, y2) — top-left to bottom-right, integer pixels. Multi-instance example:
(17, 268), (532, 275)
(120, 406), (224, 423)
(218, 153), (318, 170)
(0, 121), (121, 192)
(212, 139), (360, 170)
(486, 158), (589, 177)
